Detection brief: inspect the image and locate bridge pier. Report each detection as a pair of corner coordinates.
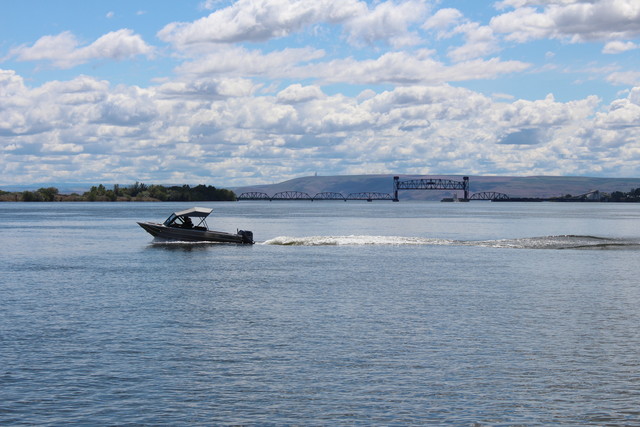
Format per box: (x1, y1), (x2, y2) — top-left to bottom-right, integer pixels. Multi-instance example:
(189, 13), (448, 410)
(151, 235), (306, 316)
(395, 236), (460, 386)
(393, 176), (399, 202)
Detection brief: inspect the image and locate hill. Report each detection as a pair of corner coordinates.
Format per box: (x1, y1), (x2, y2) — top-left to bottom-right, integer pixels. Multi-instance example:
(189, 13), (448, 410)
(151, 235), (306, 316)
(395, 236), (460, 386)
(233, 175), (640, 201)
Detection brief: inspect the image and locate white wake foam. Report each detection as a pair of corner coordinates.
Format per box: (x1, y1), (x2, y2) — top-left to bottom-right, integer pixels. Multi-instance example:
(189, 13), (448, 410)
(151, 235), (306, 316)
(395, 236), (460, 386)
(262, 234), (639, 250)
(262, 235), (454, 246)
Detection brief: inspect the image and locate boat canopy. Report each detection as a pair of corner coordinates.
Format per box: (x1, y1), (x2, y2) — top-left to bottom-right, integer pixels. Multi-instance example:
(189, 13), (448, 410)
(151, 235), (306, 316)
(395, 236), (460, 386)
(173, 207), (213, 218)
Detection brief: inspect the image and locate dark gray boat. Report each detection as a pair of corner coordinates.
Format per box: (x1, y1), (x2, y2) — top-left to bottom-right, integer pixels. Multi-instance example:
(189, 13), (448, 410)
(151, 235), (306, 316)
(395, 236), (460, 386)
(137, 207), (254, 244)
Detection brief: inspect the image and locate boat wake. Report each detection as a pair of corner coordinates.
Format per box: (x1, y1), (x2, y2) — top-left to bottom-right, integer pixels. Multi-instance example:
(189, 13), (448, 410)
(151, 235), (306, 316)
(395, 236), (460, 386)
(262, 235), (640, 250)
(263, 235), (452, 246)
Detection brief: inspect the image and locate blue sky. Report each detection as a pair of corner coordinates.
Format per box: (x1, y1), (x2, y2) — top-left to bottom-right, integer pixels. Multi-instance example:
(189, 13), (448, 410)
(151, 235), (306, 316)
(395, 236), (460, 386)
(1, 0), (640, 188)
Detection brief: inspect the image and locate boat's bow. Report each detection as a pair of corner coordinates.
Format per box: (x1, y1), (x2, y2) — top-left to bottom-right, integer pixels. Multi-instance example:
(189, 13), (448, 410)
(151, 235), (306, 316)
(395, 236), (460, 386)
(137, 221), (164, 237)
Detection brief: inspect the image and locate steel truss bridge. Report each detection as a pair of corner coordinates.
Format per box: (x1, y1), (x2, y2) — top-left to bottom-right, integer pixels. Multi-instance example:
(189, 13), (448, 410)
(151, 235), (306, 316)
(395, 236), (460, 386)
(469, 191), (509, 200)
(393, 176), (470, 201)
(239, 176), (513, 202)
(237, 191), (394, 201)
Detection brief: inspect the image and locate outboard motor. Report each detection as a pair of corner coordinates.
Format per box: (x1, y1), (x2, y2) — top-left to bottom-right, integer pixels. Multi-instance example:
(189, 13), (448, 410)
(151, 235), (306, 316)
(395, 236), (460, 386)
(238, 230), (254, 244)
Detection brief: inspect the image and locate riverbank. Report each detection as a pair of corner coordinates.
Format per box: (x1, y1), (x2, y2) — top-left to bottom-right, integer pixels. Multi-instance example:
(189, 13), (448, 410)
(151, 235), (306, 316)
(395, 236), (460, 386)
(0, 183), (236, 202)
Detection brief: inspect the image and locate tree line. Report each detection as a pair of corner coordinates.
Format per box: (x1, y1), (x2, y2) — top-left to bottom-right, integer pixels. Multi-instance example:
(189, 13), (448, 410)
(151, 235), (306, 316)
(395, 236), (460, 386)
(605, 188), (640, 202)
(0, 183), (237, 202)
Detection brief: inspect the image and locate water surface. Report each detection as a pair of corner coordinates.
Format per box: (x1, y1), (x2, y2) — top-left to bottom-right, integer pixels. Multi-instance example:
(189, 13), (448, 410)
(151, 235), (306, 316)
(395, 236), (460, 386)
(1, 202), (639, 424)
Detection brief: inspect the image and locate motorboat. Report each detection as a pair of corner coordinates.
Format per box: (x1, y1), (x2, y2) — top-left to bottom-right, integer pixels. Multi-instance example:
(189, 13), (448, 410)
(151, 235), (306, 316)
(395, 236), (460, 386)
(137, 207), (254, 244)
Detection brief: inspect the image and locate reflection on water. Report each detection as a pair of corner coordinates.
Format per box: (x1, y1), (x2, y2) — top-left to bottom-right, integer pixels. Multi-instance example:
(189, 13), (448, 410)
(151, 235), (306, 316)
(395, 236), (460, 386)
(147, 240), (256, 252)
(147, 242), (220, 252)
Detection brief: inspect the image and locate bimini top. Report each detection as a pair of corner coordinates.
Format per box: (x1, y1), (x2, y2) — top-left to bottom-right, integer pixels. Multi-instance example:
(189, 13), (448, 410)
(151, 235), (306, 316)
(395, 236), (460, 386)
(173, 207), (213, 218)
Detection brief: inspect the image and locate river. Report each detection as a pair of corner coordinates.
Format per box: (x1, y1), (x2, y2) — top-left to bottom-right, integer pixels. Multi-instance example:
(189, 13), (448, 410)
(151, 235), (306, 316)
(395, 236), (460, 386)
(1, 201), (639, 424)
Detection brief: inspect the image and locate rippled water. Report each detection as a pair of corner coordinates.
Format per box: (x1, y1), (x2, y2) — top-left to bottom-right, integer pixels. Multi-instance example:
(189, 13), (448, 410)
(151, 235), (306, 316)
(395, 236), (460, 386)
(1, 201), (639, 425)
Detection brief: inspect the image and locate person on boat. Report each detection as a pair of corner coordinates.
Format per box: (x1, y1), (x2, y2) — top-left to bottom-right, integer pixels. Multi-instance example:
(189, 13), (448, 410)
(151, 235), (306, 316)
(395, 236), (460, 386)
(182, 216), (193, 228)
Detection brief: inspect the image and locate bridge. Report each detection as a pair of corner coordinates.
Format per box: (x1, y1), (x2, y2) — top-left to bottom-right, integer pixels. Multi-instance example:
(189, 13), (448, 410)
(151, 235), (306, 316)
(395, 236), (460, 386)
(236, 191), (271, 200)
(238, 176), (518, 202)
(347, 192), (394, 201)
(393, 176), (469, 201)
(313, 192), (347, 201)
(469, 191), (509, 201)
(237, 191), (394, 201)
(271, 191), (313, 200)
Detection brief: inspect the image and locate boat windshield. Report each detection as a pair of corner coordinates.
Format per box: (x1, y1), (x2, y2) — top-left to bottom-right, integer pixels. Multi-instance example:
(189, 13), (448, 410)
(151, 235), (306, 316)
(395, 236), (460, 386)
(163, 213), (178, 226)
(164, 213), (208, 229)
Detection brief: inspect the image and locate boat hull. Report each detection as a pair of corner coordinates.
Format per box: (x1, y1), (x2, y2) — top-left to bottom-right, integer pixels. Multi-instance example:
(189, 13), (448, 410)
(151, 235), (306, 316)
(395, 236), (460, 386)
(137, 222), (253, 244)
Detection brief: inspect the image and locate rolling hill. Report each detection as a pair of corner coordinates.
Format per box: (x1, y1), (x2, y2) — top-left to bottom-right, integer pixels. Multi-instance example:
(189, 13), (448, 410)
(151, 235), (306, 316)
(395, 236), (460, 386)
(233, 175), (640, 201)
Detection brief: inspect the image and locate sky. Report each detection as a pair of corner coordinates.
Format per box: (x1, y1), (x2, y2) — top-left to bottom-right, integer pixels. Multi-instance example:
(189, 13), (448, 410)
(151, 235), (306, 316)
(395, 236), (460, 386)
(1, 0), (640, 188)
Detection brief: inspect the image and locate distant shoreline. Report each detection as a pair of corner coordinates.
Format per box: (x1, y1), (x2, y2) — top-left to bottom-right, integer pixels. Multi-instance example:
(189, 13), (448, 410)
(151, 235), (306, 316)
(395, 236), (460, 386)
(0, 183), (236, 203)
(3, 175), (640, 202)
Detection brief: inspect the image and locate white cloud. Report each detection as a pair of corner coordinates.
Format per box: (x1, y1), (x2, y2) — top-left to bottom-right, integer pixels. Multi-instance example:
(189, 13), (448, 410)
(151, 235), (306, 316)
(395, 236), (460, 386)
(597, 96), (640, 130)
(199, 0), (221, 10)
(493, 94), (600, 140)
(602, 40), (638, 54)
(10, 29), (155, 69)
(422, 8), (463, 31)
(491, 0), (640, 43)
(0, 74), (110, 140)
(301, 52), (530, 86)
(10, 32), (78, 65)
(607, 71), (640, 86)
(0, 69), (26, 97)
(174, 45), (325, 76)
(494, 0), (581, 9)
(276, 84), (325, 104)
(497, 128), (547, 145)
(447, 22), (500, 62)
(157, 77), (258, 99)
(158, 0), (365, 47)
(422, 9), (500, 62)
(0, 67), (638, 184)
(343, 0), (427, 48)
(171, 43), (529, 86)
(95, 88), (158, 127)
(160, 0), (427, 50)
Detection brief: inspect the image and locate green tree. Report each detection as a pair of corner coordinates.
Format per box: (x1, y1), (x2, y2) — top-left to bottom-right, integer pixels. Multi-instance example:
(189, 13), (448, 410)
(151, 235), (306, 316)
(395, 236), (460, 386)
(37, 187), (59, 202)
(128, 182), (147, 197)
(22, 191), (42, 201)
(610, 191), (625, 202)
(87, 187), (96, 200)
(148, 185), (167, 201)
